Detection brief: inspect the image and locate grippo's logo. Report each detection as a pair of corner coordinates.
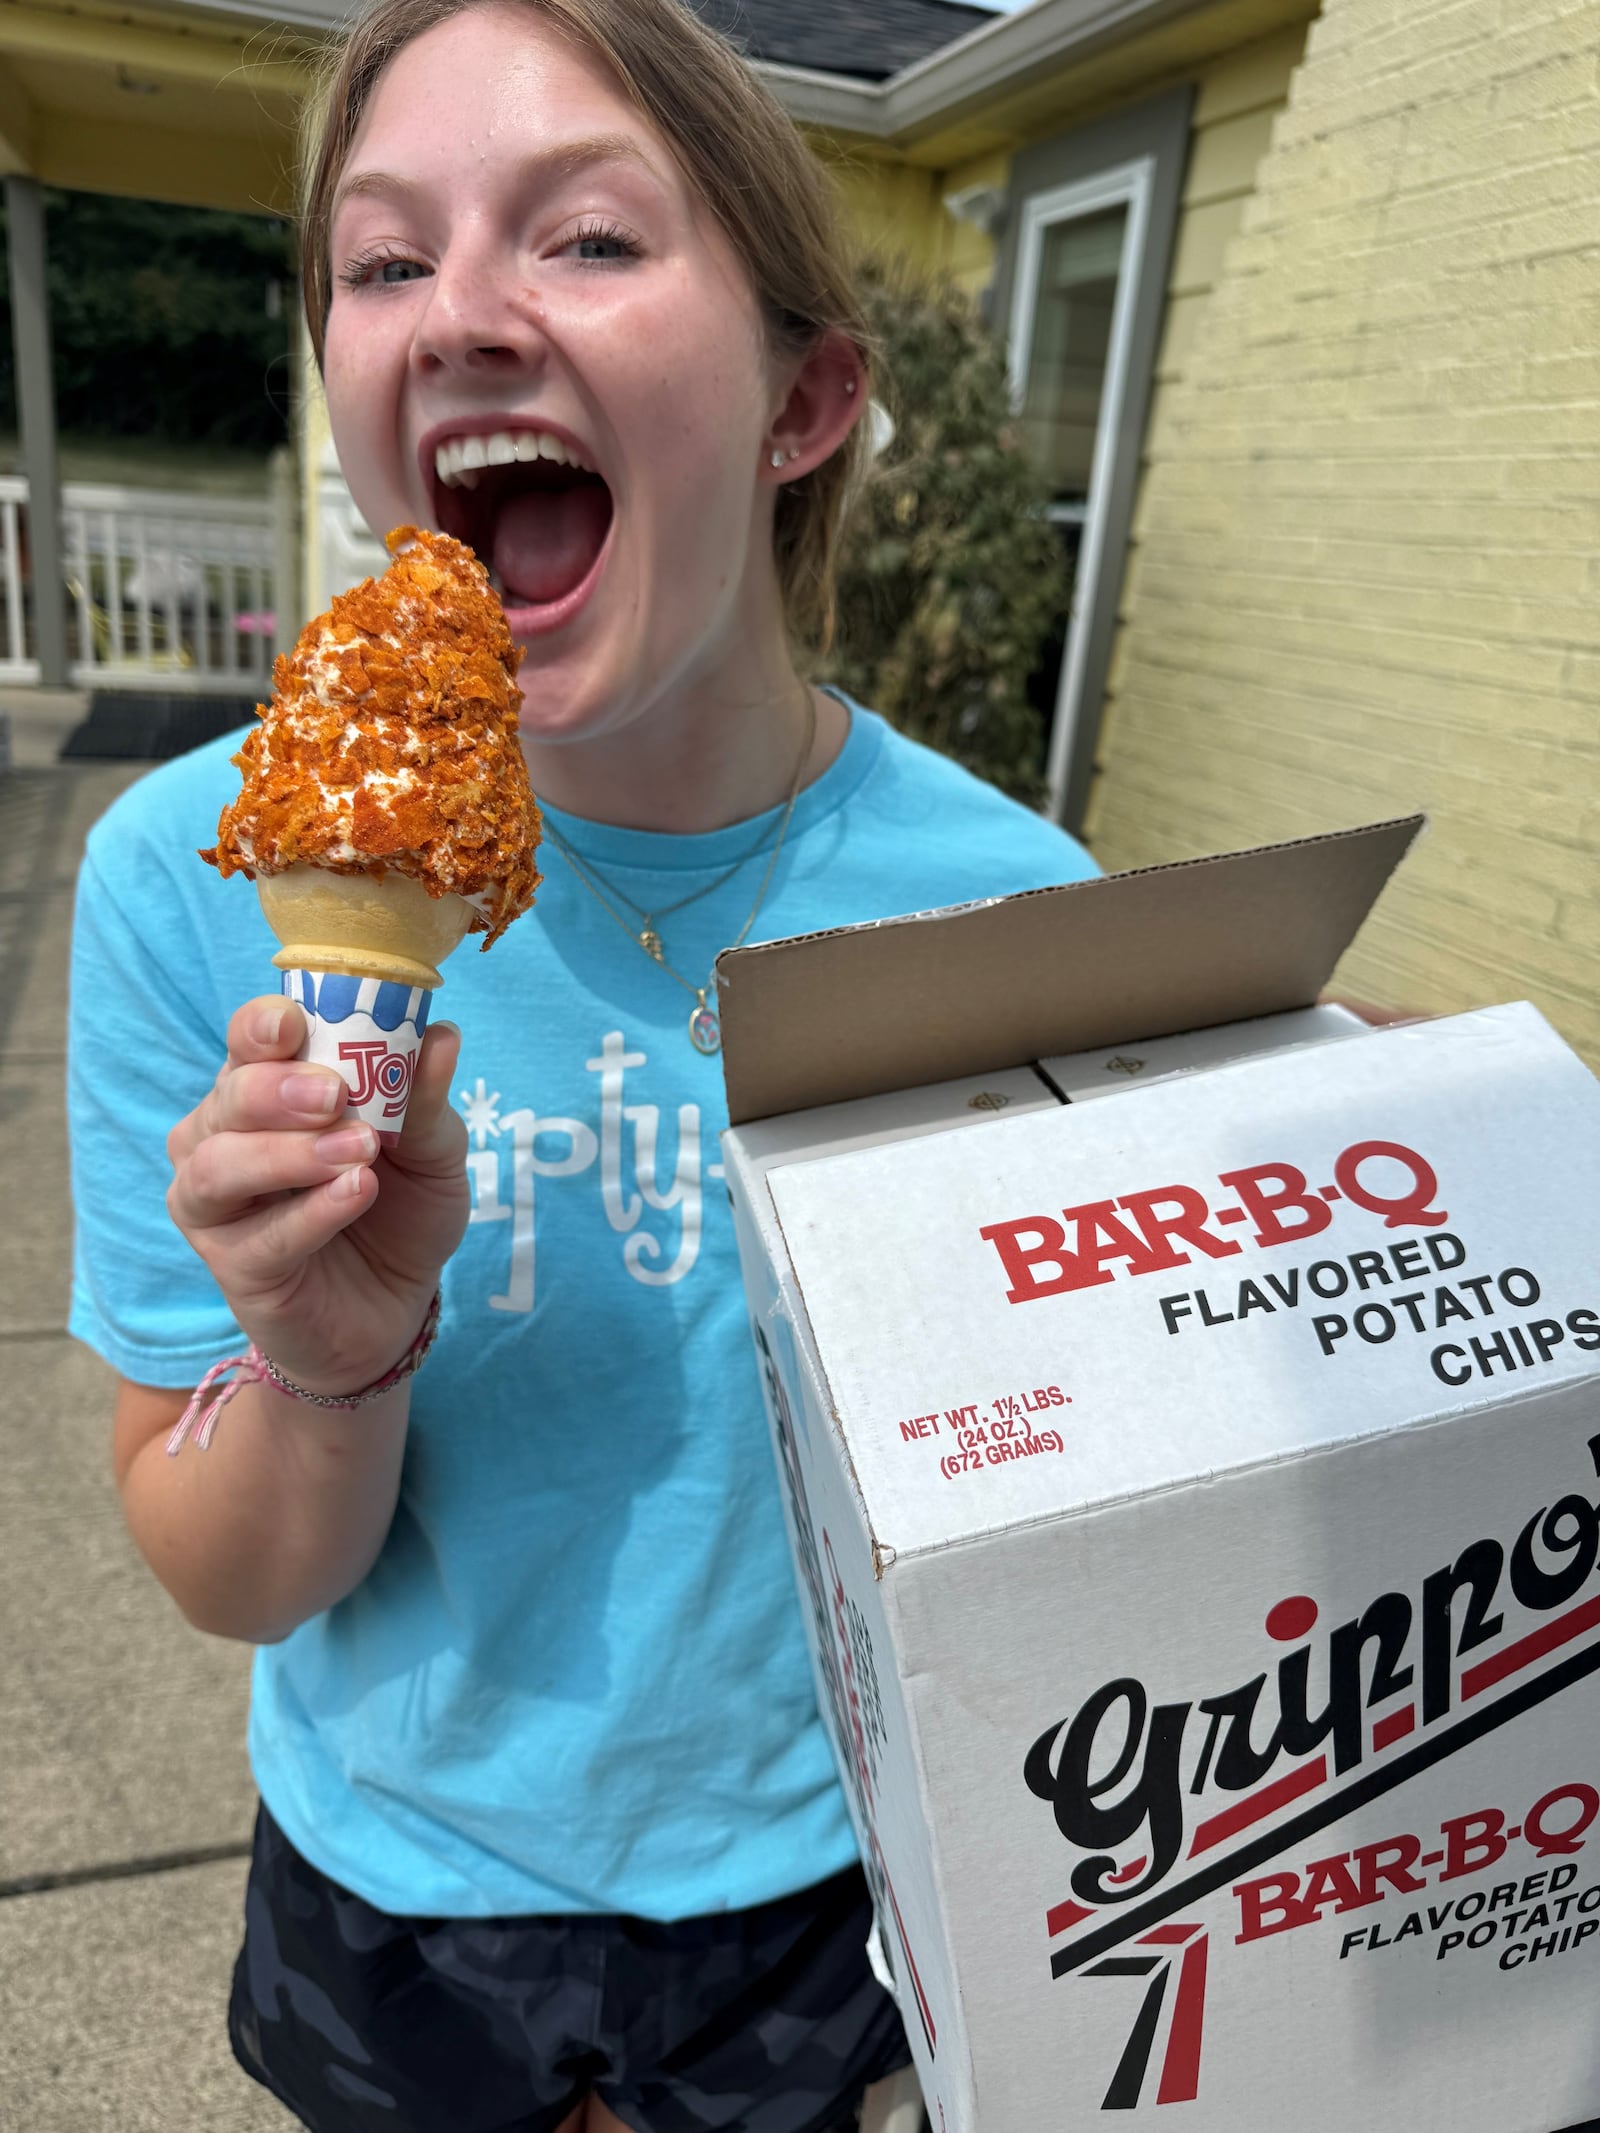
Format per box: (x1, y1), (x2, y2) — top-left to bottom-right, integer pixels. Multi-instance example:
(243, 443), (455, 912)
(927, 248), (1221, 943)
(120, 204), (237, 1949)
(1026, 1433), (1600, 2108)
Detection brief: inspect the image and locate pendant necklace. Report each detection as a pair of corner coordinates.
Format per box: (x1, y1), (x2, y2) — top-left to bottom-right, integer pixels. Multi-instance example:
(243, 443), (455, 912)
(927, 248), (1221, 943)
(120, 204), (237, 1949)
(541, 691), (817, 1055)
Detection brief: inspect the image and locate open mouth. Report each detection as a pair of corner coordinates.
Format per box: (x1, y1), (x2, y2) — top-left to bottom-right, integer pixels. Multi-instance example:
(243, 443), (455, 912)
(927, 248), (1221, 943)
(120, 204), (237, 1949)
(429, 427), (614, 618)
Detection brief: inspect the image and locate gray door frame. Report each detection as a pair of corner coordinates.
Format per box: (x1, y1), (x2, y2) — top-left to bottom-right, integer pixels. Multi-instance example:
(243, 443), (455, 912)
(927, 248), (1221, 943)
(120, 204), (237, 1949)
(990, 84), (1193, 833)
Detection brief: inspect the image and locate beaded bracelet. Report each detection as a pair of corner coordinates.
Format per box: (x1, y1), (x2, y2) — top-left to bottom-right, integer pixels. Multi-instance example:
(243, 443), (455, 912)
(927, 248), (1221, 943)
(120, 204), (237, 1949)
(166, 1290), (443, 1457)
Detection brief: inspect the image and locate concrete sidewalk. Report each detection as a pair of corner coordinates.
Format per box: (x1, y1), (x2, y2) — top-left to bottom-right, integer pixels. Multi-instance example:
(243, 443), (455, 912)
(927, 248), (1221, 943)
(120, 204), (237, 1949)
(0, 758), (285, 2129)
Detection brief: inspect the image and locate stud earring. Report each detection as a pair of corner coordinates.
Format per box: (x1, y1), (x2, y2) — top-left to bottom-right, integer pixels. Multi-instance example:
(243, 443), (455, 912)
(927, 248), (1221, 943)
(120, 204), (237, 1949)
(770, 449), (785, 468)
(844, 378), (858, 395)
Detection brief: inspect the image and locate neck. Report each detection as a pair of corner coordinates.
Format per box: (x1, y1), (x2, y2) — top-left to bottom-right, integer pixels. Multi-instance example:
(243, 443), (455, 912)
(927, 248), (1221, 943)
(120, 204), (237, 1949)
(517, 577), (846, 832)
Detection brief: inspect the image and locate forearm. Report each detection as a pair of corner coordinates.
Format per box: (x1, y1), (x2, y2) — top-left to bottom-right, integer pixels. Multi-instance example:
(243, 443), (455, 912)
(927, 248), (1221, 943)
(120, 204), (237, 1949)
(118, 1379), (409, 1644)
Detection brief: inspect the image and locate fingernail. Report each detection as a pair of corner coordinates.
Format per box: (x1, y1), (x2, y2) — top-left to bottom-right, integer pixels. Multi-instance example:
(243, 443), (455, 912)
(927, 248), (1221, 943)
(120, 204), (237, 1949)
(252, 1005), (286, 1046)
(314, 1124), (376, 1165)
(331, 1164), (367, 1200)
(286, 1073), (342, 1119)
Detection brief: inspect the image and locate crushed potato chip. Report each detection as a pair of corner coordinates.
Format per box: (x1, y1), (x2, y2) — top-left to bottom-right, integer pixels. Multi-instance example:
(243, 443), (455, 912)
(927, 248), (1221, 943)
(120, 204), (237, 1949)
(202, 528), (541, 948)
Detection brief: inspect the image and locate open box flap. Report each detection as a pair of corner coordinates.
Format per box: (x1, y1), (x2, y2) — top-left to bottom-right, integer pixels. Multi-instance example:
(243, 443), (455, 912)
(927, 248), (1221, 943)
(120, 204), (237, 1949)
(716, 815), (1423, 1125)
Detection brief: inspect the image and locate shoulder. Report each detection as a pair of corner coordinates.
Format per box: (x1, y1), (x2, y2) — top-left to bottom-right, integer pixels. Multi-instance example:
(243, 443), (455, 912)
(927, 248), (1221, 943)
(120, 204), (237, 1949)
(842, 706), (1099, 896)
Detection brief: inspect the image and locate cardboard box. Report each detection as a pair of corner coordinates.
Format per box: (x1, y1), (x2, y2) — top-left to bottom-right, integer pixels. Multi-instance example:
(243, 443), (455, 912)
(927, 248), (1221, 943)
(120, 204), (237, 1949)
(1037, 1001), (1365, 1102)
(718, 820), (1600, 2132)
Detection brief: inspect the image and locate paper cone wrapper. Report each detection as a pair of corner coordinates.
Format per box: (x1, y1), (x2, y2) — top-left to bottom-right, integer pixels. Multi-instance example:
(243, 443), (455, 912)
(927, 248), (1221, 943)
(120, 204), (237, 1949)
(281, 968), (433, 1146)
(258, 868), (473, 1145)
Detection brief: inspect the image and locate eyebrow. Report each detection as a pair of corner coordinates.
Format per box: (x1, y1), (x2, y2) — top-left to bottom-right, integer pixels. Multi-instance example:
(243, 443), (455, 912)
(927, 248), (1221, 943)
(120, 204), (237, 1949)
(332, 132), (670, 220)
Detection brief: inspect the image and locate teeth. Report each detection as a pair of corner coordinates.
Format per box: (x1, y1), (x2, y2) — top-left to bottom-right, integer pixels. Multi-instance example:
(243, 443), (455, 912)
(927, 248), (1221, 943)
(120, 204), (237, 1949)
(434, 428), (596, 487)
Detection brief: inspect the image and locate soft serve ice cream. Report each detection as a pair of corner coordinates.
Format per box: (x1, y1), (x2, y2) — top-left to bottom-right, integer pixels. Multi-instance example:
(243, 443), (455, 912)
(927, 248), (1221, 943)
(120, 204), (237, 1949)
(202, 527), (541, 1139)
(205, 526), (541, 941)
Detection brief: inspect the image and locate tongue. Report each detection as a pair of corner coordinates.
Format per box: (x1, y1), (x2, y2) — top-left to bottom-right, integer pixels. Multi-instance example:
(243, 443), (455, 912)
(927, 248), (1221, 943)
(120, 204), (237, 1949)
(492, 484), (610, 607)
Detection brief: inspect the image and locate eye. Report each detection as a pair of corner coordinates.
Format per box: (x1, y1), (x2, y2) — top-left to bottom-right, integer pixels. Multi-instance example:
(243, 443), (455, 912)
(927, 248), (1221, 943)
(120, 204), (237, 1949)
(338, 249), (431, 291)
(561, 220), (639, 265)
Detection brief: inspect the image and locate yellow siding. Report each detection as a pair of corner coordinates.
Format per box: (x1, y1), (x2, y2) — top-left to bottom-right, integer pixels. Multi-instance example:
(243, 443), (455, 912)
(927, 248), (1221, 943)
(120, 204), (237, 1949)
(819, 144), (947, 274)
(833, 17), (1315, 308)
(940, 150), (1012, 299)
(1087, 0), (1600, 1066)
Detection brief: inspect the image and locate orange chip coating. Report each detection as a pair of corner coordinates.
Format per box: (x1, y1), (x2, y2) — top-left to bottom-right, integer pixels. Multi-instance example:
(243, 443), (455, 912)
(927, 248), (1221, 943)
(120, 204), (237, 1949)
(202, 528), (541, 948)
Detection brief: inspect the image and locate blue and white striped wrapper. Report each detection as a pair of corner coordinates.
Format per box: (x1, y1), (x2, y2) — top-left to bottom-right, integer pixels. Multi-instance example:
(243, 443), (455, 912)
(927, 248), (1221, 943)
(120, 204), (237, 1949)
(281, 969), (433, 1147)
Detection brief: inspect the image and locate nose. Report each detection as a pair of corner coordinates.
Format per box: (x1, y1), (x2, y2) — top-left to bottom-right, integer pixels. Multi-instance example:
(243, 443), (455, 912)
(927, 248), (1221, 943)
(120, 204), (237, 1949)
(410, 237), (546, 381)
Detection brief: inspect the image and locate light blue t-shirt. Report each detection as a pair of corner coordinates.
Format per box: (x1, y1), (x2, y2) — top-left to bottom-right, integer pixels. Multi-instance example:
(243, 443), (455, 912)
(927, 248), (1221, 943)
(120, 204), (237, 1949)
(69, 701), (1097, 1920)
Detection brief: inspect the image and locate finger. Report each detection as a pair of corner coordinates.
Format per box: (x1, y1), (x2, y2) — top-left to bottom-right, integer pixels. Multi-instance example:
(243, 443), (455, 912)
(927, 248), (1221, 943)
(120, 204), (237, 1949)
(190, 1165), (381, 1302)
(388, 1022), (467, 1172)
(205, 1059), (351, 1138)
(170, 1122), (378, 1234)
(225, 994), (308, 1070)
(169, 996), (315, 1169)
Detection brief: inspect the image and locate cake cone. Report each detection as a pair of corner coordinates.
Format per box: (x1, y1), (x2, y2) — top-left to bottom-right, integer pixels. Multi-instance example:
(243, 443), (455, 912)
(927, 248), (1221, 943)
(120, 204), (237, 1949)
(260, 868), (474, 1146)
(259, 866), (474, 990)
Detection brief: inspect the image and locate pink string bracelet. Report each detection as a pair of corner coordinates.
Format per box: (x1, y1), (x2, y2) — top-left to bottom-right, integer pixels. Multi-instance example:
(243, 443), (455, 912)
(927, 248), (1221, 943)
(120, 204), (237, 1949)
(166, 1290), (444, 1456)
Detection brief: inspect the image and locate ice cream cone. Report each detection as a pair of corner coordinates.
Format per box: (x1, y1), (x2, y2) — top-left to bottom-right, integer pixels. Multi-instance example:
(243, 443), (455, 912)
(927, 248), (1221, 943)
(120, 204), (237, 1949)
(258, 866), (473, 990)
(261, 868), (473, 1146)
(203, 531), (541, 1143)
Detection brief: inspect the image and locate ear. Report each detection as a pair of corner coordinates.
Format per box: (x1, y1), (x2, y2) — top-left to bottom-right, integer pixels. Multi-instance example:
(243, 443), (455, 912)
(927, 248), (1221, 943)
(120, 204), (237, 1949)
(763, 329), (866, 482)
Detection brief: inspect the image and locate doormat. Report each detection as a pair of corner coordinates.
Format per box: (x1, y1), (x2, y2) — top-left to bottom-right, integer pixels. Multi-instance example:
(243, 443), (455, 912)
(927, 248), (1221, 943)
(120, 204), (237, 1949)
(59, 692), (258, 762)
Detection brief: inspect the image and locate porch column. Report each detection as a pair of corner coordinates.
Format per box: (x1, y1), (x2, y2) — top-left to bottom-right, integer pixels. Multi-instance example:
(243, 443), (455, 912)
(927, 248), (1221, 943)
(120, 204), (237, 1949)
(5, 176), (66, 686)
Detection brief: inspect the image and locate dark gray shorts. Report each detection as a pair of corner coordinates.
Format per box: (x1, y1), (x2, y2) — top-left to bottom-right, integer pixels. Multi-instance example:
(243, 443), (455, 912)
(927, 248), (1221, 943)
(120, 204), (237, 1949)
(229, 1803), (911, 2133)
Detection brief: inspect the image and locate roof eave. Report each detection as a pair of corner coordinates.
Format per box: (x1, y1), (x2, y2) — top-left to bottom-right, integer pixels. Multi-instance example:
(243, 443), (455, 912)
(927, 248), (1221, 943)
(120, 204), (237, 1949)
(171, 0), (1209, 147)
(750, 61), (888, 133)
(760, 0), (1213, 145)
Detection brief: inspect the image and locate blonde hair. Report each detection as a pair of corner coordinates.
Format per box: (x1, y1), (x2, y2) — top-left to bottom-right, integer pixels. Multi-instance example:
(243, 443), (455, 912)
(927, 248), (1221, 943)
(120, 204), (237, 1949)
(300, 0), (871, 650)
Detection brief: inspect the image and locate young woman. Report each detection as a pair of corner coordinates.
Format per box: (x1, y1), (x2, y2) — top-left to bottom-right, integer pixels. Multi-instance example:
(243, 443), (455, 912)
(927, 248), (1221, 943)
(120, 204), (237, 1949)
(68, 2), (1097, 2126)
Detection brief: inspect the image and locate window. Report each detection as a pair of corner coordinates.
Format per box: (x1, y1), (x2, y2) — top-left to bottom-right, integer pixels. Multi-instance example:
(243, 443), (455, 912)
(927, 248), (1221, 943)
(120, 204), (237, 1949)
(1013, 194), (1136, 517)
(992, 89), (1192, 829)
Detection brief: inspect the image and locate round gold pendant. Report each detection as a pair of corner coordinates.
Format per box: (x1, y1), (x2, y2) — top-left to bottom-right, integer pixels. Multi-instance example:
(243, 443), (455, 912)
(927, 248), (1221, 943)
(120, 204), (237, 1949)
(688, 1002), (721, 1055)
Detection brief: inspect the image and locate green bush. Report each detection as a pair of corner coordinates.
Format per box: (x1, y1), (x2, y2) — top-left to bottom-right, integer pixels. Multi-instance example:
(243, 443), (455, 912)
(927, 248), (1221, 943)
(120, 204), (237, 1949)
(0, 191), (292, 453)
(821, 260), (1067, 806)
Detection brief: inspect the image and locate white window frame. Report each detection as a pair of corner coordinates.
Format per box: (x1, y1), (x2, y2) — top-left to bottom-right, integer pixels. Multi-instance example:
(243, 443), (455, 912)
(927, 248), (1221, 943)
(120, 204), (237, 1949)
(1006, 156), (1155, 819)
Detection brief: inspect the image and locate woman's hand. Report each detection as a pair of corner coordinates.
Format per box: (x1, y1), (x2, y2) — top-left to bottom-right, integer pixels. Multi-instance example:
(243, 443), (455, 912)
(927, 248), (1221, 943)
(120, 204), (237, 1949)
(165, 995), (469, 1396)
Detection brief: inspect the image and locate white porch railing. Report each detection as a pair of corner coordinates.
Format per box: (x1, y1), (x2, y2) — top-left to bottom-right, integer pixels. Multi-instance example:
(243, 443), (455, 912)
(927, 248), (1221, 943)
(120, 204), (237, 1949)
(0, 476), (279, 692)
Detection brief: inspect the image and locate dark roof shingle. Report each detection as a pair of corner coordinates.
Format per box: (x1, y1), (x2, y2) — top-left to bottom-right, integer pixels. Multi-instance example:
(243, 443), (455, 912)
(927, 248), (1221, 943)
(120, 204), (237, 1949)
(689, 0), (994, 83)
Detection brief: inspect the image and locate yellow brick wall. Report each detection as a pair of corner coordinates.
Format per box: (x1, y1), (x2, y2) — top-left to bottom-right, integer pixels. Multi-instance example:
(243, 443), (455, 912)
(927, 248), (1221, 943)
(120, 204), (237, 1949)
(1087, 0), (1600, 1064)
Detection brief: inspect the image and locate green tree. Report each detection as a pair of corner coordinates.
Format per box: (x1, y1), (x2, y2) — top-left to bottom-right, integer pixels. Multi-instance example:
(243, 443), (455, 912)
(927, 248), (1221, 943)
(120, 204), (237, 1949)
(0, 191), (292, 452)
(821, 260), (1067, 804)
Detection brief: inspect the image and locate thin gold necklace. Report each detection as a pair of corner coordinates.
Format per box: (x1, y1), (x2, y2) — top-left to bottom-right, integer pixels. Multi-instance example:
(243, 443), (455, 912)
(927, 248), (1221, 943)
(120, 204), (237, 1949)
(543, 691), (817, 1055)
(545, 780), (791, 950)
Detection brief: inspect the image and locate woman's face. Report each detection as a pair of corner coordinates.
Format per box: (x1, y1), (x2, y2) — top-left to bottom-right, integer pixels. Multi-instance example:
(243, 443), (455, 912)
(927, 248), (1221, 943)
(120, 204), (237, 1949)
(323, 4), (789, 742)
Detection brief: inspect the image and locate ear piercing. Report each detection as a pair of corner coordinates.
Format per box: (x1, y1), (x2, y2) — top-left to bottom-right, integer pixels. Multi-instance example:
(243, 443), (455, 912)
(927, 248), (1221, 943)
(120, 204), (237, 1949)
(769, 448), (800, 468)
(845, 378), (858, 395)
